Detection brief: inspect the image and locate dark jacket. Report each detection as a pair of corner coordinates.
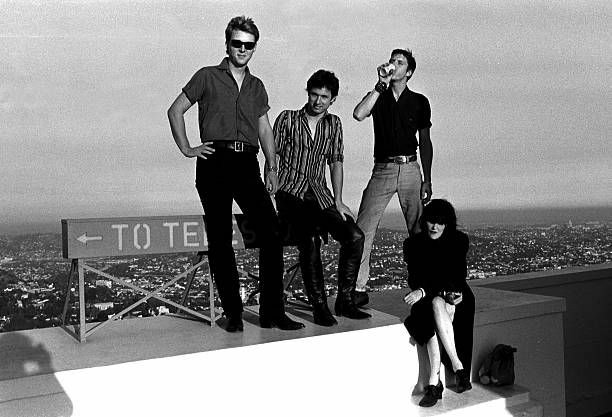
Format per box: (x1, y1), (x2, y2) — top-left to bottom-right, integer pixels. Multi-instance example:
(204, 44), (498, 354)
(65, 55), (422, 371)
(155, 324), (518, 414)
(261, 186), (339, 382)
(403, 230), (469, 296)
(403, 229), (475, 371)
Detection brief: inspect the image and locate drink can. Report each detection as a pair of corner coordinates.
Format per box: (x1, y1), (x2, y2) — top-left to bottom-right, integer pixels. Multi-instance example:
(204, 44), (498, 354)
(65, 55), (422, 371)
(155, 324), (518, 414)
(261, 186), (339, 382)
(378, 62), (396, 77)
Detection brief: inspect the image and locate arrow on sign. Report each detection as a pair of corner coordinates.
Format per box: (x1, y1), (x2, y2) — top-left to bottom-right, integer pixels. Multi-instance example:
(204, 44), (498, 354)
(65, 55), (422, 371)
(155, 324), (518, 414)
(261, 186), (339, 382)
(77, 233), (103, 245)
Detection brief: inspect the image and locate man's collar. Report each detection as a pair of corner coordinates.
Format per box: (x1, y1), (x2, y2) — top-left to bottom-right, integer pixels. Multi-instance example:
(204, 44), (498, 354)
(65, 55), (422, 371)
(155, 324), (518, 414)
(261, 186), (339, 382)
(299, 105), (330, 119)
(389, 82), (410, 96)
(217, 57), (250, 75)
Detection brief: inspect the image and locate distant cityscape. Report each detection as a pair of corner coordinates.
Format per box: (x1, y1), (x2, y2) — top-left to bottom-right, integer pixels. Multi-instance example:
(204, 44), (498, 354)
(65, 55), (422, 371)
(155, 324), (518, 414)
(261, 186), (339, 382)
(1, 219), (610, 332)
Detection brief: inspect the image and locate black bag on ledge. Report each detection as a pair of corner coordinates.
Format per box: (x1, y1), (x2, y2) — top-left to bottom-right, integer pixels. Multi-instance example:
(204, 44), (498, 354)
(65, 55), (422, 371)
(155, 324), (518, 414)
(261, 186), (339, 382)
(478, 344), (517, 386)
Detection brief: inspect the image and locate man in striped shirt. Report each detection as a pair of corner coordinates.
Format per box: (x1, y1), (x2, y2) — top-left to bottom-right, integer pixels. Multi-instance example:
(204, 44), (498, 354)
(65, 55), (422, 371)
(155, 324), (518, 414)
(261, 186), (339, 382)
(273, 70), (371, 326)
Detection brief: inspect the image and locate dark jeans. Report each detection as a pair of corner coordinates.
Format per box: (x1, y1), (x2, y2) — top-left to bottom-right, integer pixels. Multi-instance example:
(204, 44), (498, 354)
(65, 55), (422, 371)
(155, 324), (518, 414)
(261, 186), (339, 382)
(195, 149), (284, 318)
(275, 190), (365, 305)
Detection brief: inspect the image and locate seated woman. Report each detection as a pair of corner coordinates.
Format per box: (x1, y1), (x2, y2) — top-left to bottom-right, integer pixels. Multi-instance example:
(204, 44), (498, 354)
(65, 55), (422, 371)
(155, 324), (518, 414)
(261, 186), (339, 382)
(402, 199), (474, 407)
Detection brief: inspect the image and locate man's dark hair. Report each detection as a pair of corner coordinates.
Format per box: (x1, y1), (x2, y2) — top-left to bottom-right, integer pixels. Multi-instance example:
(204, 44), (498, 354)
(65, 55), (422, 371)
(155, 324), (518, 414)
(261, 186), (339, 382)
(420, 199), (458, 233)
(306, 70), (340, 98)
(391, 48), (416, 79)
(225, 16), (260, 43)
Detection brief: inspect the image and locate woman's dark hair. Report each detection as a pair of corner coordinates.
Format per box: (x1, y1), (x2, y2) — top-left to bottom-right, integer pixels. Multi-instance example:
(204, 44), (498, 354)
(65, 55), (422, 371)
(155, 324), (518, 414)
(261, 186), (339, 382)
(420, 199), (457, 232)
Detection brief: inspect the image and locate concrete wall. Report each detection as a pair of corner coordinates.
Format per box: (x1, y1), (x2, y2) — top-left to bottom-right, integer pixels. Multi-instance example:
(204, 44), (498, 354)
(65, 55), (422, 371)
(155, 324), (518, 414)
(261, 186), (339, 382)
(473, 263), (612, 417)
(471, 287), (566, 417)
(369, 285), (568, 417)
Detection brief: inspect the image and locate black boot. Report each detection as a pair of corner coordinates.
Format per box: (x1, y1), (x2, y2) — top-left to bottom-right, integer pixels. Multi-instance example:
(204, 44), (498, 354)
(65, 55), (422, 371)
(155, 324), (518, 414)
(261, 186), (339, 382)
(352, 290), (369, 308)
(334, 298), (371, 319)
(455, 369), (472, 393)
(225, 313), (243, 333)
(259, 313), (305, 330)
(313, 303), (337, 327)
(419, 380), (443, 407)
(334, 221), (369, 319)
(296, 234), (336, 325)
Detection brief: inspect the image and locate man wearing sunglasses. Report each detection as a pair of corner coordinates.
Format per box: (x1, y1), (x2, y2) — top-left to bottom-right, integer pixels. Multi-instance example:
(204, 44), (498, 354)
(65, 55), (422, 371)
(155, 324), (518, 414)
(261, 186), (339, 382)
(168, 16), (304, 332)
(352, 48), (434, 307)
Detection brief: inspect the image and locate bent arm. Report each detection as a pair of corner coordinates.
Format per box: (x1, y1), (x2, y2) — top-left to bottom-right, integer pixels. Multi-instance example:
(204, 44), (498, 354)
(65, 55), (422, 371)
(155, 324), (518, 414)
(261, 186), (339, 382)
(403, 243), (428, 306)
(404, 238), (423, 290)
(167, 92), (195, 156)
(353, 90), (380, 121)
(354, 67), (390, 121)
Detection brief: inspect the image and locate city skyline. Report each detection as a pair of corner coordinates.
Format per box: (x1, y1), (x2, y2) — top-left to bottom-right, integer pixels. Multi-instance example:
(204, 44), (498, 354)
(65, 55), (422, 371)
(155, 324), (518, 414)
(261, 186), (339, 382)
(1, 1), (610, 227)
(2, 220), (609, 333)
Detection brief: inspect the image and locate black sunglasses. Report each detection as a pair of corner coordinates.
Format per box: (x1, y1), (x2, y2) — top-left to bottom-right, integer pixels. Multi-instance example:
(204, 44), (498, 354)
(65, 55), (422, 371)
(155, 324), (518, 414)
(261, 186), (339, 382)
(230, 40), (256, 50)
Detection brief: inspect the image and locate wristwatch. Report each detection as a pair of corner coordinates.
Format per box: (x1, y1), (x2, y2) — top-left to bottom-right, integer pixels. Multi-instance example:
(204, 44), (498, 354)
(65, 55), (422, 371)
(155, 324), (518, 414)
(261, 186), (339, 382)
(266, 166), (278, 173)
(374, 81), (388, 94)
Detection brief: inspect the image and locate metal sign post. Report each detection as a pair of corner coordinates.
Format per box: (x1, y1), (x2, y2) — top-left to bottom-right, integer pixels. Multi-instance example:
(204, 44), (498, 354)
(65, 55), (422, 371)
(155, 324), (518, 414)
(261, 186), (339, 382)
(60, 215), (246, 342)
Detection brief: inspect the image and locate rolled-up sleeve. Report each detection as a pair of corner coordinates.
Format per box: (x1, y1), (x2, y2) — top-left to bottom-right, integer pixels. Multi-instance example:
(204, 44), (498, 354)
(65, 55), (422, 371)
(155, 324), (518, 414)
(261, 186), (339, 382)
(273, 110), (289, 154)
(327, 116), (344, 164)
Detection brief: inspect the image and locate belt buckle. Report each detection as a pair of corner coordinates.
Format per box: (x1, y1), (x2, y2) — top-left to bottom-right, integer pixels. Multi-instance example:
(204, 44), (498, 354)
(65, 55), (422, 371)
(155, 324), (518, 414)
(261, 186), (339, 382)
(234, 141), (244, 152)
(393, 155), (407, 164)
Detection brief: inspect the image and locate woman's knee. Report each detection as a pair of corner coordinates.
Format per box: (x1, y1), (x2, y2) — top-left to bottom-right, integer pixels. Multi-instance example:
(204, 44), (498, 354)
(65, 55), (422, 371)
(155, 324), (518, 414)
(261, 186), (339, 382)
(432, 296), (446, 311)
(448, 309), (456, 322)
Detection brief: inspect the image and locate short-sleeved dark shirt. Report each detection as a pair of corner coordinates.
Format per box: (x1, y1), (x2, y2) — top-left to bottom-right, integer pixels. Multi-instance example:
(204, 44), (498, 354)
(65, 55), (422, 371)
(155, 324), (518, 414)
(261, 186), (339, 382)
(370, 87), (431, 159)
(182, 57), (270, 148)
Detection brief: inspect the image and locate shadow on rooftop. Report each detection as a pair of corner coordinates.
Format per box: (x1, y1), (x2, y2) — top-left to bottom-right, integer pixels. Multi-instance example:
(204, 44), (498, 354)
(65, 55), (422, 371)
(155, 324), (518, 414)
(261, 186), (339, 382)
(0, 332), (73, 416)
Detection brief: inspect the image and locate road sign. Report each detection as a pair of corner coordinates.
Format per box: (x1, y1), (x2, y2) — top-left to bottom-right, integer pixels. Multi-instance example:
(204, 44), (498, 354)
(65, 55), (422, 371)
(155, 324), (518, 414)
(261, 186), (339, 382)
(61, 215), (246, 259)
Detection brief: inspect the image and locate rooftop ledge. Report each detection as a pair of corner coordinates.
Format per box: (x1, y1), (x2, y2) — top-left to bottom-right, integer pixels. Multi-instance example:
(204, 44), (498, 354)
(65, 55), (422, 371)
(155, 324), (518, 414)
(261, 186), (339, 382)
(4, 265), (611, 417)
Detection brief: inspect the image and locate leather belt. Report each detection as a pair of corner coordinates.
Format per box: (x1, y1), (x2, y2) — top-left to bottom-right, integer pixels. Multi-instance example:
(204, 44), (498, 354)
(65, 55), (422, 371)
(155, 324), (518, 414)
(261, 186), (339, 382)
(210, 141), (259, 154)
(374, 155), (417, 164)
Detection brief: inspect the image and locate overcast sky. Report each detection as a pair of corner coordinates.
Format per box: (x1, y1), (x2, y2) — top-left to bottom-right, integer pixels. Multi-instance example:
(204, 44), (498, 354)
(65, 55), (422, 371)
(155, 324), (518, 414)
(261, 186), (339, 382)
(1, 0), (610, 226)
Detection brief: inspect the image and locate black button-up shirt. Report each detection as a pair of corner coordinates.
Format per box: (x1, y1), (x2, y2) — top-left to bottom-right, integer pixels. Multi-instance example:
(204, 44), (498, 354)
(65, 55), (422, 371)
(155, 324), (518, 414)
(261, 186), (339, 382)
(182, 58), (270, 148)
(371, 87), (432, 159)
(273, 107), (344, 209)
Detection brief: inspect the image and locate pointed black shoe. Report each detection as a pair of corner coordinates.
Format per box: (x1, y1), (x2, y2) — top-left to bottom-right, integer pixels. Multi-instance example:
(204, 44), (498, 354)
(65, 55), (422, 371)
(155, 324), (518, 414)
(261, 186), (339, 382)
(352, 291), (369, 308)
(259, 313), (305, 330)
(334, 300), (371, 319)
(226, 314), (243, 333)
(419, 381), (443, 407)
(312, 304), (338, 327)
(455, 369), (472, 393)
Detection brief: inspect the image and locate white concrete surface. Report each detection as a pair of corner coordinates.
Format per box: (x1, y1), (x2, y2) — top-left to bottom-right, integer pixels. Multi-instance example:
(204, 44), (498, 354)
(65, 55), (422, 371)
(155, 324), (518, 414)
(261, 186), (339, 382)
(1, 323), (536, 417)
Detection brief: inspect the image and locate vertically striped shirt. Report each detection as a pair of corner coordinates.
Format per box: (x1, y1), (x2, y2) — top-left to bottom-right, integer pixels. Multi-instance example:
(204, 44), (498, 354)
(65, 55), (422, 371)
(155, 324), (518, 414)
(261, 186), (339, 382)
(273, 107), (344, 209)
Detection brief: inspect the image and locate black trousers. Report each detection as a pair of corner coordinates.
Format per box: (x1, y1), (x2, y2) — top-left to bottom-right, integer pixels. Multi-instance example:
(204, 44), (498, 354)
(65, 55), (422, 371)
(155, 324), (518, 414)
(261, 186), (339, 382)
(275, 190), (365, 305)
(195, 150), (284, 318)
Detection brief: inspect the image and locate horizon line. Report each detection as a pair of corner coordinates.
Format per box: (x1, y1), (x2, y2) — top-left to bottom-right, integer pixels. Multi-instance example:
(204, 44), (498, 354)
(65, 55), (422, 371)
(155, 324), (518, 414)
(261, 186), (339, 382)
(1, 204), (610, 236)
